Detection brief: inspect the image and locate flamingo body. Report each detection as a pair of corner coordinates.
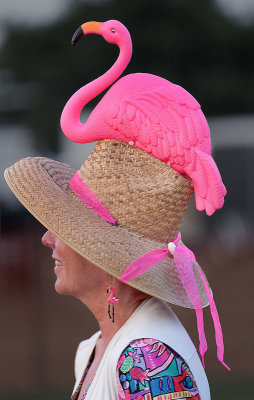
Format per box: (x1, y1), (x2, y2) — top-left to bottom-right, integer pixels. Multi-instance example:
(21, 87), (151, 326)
(61, 20), (226, 215)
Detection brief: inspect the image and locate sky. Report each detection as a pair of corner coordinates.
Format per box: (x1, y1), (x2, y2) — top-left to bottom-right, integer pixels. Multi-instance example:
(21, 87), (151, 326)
(0, 0), (69, 25)
(217, 0), (254, 20)
(0, 0), (254, 29)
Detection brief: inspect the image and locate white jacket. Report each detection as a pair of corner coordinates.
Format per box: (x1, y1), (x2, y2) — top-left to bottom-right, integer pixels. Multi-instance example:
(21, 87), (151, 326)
(73, 297), (210, 399)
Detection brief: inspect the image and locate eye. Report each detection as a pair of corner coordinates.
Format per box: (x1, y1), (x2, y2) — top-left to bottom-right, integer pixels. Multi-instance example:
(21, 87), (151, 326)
(111, 28), (116, 33)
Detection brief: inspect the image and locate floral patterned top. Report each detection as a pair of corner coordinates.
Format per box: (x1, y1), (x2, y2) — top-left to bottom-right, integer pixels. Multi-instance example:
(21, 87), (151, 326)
(117, 339), (200, 400)
(71, 339), (200, 400)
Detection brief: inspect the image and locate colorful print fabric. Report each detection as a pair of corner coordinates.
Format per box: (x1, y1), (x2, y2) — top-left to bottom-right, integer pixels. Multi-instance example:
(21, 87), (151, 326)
(71, 349), (95, 400)
(117, 338), (200, 400)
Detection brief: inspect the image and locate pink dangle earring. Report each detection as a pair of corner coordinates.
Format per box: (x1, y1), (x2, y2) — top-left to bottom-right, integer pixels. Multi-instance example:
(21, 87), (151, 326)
(106, 277), (119, 322)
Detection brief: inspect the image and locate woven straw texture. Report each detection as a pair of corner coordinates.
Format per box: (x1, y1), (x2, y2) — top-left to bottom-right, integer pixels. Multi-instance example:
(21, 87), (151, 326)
(4, 140), (209, 308)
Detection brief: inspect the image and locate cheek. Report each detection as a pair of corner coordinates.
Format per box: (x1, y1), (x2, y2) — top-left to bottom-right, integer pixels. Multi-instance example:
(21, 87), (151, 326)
(54, 265), (81, 295)
(67, 255), (90, 284)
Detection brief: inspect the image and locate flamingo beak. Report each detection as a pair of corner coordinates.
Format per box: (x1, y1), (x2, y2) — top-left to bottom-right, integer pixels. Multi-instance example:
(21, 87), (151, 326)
(71, 21), (101, 46)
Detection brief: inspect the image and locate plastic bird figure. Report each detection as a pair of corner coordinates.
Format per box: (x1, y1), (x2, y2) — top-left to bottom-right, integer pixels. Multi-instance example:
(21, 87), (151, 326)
(61, 20), (226, 216)
(107, 286), (119, 322)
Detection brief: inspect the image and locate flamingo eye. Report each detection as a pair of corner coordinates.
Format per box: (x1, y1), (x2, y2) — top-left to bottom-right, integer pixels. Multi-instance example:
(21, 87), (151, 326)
(111, 28), (116, 33)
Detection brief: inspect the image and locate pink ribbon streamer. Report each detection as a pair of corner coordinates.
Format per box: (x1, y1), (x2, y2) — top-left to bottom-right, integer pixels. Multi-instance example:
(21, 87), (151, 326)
(119, 232), (230, 370)
(69, 171), (117, 225)
(173, 245), (207, 368)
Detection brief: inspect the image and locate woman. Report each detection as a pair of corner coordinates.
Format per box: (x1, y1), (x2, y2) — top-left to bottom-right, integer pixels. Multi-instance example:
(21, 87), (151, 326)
(4, 20), (229, 400)
(5, 139), (224, 400)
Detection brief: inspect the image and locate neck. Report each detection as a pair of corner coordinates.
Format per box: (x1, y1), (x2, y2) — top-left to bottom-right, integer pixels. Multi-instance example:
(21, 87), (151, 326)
(79, 281), (150, 346)
(60, 41), (132, 143)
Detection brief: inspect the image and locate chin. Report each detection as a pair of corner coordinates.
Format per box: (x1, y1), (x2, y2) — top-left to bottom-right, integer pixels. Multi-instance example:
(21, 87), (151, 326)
(54, 280), (78, 297)
(55, 280), (69, 295)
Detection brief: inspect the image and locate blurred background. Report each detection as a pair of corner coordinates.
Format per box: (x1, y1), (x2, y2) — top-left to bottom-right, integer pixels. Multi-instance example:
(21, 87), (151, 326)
(0, 0), (253, 399)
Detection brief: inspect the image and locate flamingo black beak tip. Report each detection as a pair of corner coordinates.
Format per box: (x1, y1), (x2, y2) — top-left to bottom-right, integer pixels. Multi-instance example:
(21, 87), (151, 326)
(71, 26), (84, 46)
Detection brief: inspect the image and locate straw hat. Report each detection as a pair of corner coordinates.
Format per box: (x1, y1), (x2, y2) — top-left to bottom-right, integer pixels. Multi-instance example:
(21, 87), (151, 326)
(4, 139), (209, 308)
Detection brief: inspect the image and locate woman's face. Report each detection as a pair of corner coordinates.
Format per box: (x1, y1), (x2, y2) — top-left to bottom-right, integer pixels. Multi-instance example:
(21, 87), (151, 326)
(41, 230), (104, 298)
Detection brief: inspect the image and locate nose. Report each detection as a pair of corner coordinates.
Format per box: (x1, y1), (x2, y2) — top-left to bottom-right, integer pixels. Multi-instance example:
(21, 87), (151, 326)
(41, 230), (56, 248)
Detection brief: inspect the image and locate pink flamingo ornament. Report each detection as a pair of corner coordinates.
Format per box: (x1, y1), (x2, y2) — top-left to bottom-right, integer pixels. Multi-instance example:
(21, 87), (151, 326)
(107, 286), (119, 322)
(61, 20), (226, 215)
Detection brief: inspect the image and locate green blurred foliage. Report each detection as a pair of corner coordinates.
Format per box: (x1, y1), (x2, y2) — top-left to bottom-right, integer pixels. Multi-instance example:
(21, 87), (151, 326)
(0, 0), (253, 152)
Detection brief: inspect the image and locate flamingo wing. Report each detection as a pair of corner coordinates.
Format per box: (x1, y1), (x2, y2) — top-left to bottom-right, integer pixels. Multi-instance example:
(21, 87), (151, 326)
(108, 84), (226, 215)
(109, 84), (211, 170)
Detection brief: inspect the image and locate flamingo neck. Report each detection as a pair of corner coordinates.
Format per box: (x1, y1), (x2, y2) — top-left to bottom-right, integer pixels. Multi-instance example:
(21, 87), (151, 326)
(60, 43), (132, 142)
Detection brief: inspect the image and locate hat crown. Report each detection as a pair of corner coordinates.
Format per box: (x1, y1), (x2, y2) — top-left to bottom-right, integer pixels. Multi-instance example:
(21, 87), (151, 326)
(76, 140), (193, 243)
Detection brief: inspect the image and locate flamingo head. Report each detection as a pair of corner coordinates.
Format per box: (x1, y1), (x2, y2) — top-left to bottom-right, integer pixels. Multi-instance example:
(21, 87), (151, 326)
(107, 286), (114, 294)
(72, 19), (132, 50)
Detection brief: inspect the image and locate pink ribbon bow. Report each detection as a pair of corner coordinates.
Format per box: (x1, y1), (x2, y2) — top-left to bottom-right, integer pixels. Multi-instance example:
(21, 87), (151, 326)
(119, 232), (230, 371)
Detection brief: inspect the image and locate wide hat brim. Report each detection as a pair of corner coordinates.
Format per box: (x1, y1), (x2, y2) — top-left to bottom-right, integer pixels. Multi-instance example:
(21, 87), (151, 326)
(4, 152), (210, 309)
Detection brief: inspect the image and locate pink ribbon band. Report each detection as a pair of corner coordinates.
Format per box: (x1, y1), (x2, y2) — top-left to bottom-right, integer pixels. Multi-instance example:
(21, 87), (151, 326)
(69, 171), (117, 225)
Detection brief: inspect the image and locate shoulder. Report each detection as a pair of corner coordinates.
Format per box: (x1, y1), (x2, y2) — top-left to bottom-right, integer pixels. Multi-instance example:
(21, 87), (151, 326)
(116, 338), (201, 399)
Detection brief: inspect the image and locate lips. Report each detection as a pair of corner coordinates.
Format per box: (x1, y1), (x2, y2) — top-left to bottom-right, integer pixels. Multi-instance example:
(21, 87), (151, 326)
(53, 257), (63, 271)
